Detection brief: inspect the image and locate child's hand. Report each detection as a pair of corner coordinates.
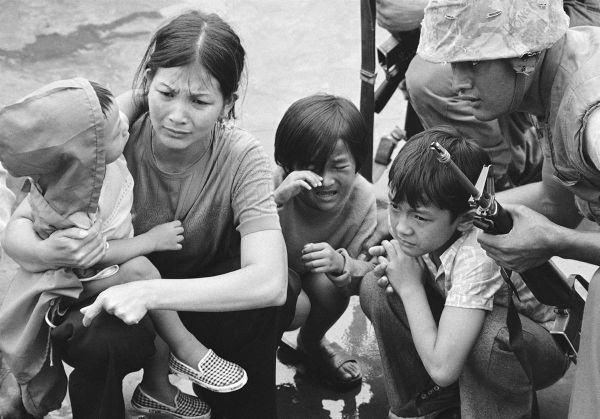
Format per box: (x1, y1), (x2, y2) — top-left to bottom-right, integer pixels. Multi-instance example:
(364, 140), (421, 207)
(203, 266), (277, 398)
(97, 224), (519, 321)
(145, 220), (184, 252)
(275, 170), (322, 205)
(368, 245), (386, 258)
(381, 239), (424, 296)
(301, 242), (345, 274)
(373, 259), (396, 295)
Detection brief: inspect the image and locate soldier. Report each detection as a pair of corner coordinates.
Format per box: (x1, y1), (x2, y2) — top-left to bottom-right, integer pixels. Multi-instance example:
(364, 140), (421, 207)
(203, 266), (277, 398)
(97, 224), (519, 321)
(417, 0), (600, 417)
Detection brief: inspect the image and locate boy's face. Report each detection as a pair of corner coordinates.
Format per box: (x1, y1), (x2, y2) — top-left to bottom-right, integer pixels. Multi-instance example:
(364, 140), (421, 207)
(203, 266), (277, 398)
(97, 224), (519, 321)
(297, 139), (357, 212)
(387, 199), (461, 258)
(104, 104), (130, 164)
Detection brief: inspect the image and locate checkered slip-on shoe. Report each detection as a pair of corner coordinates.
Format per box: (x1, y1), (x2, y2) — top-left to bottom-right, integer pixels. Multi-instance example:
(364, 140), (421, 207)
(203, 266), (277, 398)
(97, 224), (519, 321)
(169, 350), (248, 393)
(131, 385), (211, 419)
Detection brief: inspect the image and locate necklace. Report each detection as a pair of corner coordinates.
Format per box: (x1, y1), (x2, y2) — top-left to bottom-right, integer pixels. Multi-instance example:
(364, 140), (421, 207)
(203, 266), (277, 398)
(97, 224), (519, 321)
(150, 126), (216, 175)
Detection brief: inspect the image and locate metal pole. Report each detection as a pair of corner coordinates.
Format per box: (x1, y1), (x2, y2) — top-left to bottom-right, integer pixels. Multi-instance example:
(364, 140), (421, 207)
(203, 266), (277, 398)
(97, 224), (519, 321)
(359, 0), (376, 182)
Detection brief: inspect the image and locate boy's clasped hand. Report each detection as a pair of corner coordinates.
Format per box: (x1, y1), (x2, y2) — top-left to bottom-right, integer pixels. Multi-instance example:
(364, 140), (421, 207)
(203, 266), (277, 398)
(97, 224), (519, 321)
(369, 240), (424, 295)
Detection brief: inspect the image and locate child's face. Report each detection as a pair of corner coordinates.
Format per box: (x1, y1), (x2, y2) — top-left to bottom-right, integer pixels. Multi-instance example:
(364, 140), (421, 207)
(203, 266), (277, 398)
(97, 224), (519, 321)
(297, 139), (357, 212)
(104, 104), (130, 164)
(387, 199), (461, 258)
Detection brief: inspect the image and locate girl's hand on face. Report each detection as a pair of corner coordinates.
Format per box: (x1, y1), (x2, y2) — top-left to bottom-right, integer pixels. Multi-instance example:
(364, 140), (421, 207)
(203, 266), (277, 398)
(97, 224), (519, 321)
(274, 170), (323, 206)
(301, 242), (345, 274)
(381, 239), (424, 296)
(146, 220), (184, 252)
(80, 282), (150, 327)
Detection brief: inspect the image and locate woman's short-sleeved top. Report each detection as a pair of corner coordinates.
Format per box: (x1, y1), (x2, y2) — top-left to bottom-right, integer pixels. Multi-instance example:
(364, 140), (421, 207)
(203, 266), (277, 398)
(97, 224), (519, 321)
(124, 114), (280, 278)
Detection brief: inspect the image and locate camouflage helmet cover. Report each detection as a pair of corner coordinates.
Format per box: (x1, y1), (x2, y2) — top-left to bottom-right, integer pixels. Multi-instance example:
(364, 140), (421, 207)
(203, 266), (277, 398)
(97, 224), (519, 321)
(417, 0), (570, 63)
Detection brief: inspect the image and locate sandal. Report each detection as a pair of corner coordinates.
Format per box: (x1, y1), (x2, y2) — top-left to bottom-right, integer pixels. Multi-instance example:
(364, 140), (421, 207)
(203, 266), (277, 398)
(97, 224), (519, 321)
(297, 337), (363, 390)
(169, 350), (248, 393)
(131, 385), (211, 419)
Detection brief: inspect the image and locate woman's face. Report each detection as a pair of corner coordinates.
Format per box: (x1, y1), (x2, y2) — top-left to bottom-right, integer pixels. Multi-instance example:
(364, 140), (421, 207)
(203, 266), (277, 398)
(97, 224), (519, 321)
(147, 65), (232, 152)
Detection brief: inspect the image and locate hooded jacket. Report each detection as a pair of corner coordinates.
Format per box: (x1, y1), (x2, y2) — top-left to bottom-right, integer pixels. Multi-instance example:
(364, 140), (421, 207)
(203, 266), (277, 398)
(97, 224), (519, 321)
(0, 78), (110, 416)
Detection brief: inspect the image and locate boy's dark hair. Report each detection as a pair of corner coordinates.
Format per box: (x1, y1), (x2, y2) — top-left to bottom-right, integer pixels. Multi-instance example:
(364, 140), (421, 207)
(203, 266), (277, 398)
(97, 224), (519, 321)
(89, 81), (114, 118)
(274, 94), (368, 174)
(389, 126), (491, 219)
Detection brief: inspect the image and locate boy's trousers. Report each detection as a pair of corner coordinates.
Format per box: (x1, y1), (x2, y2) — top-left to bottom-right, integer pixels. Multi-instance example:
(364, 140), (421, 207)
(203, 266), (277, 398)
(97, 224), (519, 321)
(360, 273), (570, 419)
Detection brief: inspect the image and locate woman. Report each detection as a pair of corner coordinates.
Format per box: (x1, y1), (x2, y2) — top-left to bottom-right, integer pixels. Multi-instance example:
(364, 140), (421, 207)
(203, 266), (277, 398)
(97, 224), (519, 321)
(3, 11), (292, 419)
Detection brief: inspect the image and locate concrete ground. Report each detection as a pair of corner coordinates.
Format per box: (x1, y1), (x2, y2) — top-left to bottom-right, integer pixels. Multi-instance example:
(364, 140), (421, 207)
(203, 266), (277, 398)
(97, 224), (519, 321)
(0, 1), (595, 417)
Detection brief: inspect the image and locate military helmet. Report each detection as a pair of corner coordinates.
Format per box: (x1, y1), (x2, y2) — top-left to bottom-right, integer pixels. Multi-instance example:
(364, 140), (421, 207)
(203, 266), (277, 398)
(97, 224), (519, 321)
(417, 0), (569, 63)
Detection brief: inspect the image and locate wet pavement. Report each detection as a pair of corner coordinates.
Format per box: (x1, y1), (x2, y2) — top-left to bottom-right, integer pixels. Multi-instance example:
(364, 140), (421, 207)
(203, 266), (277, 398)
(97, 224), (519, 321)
(0, 1), (594, 417)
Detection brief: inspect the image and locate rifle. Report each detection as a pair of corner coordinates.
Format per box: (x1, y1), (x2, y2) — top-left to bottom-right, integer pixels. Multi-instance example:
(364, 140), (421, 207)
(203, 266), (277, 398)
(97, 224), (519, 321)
(374, 29), (420, 114)
(371, 29), (424, 183)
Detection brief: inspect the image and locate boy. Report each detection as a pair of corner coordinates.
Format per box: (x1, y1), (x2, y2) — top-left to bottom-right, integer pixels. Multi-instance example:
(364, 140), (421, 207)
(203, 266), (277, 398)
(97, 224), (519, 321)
(360, 126), (568, 418)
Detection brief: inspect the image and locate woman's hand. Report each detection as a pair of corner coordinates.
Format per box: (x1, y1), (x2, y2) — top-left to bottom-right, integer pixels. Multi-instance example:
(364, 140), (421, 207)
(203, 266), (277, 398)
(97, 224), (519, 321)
(380, 239), (424, 296)
(274, 170), (322, 206)
(301, 242), (344, 274)
(43, 225), (107, 269)
(144, 220), (184, 252)
(81, 281), (152, 326)
(477, 204), (558, 272)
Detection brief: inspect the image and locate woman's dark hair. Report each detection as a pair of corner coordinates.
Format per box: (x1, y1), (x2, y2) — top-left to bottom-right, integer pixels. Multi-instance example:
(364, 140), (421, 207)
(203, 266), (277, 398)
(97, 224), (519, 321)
(89, 81), (114, 118)
(274, 94), (368, 174)
(388, 126), (491, 220)
(132, 10), (245, 118)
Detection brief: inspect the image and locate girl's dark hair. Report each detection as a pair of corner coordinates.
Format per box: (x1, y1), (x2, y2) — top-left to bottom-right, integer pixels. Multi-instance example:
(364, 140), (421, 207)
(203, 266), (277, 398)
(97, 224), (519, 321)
(89, 81), (114, 118)
(274, 94), (368, 174)
(389, 126), (491, 219)
(132, 10), (245, 118)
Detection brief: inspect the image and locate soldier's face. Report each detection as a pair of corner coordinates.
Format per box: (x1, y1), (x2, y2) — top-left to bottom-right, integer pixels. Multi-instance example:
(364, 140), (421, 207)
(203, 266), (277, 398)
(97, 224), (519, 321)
(451, 59), (516, 121)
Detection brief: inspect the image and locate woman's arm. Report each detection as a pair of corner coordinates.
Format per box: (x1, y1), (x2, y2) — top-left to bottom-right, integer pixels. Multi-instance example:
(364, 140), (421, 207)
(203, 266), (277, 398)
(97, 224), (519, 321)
(2, 198), (106, 272)
(115, 90), (145, 125)
(81, 228), (288, 325)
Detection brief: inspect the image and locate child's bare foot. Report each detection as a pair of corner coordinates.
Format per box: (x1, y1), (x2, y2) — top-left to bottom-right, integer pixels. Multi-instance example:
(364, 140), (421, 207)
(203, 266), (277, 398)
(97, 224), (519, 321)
(297, 334), (362, 389)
